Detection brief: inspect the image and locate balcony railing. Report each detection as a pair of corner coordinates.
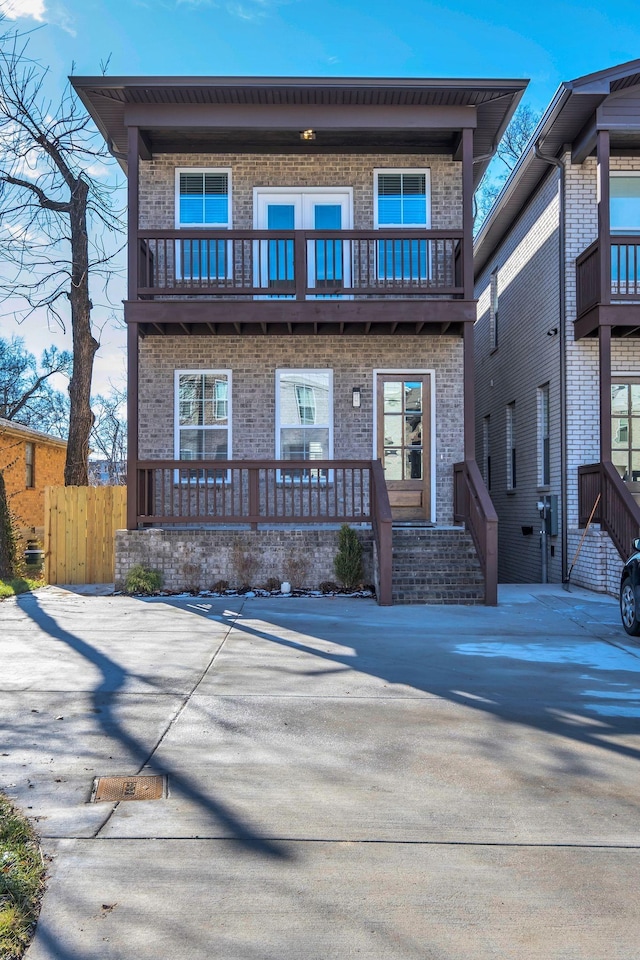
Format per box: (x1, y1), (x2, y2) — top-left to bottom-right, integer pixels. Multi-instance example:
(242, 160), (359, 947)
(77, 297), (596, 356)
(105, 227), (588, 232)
(136, 229), (464, 300)
(576, 236), (640, 318)
(578, 461), (640, 560)
(134, 458), (393, 604)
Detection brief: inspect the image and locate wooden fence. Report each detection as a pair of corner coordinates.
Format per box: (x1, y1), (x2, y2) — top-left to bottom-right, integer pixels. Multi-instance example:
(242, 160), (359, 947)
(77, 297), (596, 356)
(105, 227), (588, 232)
(44, 486), (127, 584)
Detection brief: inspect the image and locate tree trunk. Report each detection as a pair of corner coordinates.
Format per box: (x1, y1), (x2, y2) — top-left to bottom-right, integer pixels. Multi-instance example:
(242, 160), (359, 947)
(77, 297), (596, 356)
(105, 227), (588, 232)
(64, 178), (98, 486)
(0, 469), (17, 580)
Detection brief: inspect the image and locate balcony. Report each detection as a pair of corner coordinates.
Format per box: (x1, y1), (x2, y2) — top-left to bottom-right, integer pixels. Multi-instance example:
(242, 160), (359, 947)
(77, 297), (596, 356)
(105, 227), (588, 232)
(127, 228), (475, 336)
(575, 236), (640, 337)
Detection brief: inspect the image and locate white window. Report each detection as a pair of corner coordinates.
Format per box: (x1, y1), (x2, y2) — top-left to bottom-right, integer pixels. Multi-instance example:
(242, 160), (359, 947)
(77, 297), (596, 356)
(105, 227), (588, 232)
(175, 371), (231, 472)
(374, 169), (430, 281)
(276, 370), (333, 476)
(506, 402), (516, 491)
(538, 384), (550, 487)
(610, 173), (640, 234)
(175, 169), (232, 281)
(490, 270), (499, 350)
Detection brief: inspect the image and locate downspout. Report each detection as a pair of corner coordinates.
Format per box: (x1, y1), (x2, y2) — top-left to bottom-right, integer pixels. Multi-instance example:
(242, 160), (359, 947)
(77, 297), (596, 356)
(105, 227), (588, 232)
(533, 141), (568, 582)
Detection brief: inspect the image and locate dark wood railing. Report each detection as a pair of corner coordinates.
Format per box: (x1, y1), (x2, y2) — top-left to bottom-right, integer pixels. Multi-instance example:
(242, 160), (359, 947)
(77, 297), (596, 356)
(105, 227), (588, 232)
(578, 461), (640, 560)
(576, 236), (640, 318)
(134, 458), (393, 605)
(453, 459), (498, 605)
(136, 229), (464, 300)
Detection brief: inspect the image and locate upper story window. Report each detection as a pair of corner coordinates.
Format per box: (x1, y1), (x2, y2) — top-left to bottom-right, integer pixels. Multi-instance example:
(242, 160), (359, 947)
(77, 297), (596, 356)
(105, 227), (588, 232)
(374, 170), (431, 281)
(490, 270), (499, 350)
(175, 170), (231, 228)
(538, 384), (550, 488)
(506, 402), (516, 492)
(25, 442), (35, 488)
(610, 174), (640, 234)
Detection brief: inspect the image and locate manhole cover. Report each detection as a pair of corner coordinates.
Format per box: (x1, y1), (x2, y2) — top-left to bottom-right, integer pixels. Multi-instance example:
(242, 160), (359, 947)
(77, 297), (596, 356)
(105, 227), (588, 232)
(90, 775), (167, 803)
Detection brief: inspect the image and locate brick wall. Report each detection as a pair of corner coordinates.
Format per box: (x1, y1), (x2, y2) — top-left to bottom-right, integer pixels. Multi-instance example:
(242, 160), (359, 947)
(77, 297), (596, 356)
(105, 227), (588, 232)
(139, 335), (463, 524)
(474, 168), (562, 583)
(0, 431), (66, 536)
(139, 153), (462, 230)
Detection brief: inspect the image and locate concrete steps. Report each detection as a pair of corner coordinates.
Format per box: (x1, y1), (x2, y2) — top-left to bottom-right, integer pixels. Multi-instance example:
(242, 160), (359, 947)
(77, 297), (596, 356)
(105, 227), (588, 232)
(391, 526), (485, 605)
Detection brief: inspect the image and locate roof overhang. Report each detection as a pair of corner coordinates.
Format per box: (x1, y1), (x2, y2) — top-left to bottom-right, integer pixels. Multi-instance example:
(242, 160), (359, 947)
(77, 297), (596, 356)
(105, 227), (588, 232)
(71, 75), (527, 188)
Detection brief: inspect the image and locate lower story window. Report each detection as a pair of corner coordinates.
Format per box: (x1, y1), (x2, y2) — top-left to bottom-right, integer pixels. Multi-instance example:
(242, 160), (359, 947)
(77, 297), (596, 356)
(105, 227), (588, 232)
(612, 380), (640, 481)
(276, 369), (332, 477)
(175, 370), (231, 476)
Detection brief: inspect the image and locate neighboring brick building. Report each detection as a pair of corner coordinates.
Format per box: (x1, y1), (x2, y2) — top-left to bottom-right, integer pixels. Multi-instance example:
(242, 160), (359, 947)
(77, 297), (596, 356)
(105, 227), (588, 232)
(474, 60), (640, 593)
(73, 75), (526, 603)
(0, 418), (67, 541)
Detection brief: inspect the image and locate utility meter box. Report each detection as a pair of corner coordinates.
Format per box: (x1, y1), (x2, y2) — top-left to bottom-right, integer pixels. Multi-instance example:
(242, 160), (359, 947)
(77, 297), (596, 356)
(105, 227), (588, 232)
(546, 495), (559, 537)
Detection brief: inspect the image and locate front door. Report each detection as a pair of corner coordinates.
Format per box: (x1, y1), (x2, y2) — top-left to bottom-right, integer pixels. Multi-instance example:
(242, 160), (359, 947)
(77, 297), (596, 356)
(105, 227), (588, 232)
(376, 374), (431, 520)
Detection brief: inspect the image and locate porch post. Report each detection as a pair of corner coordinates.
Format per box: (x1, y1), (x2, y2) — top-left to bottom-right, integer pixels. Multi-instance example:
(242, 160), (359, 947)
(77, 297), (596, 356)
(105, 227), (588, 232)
(596, 128), (611, 306)
(463, 320), (475, 461)
(461, 126), (474, 301)
(126, 126), (140, 531)
(599, 323), (612, 464)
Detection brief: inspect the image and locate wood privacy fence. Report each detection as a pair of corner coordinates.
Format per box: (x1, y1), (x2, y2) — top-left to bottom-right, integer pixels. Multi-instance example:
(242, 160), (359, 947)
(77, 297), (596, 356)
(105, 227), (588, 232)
(44, 486), (127, 584)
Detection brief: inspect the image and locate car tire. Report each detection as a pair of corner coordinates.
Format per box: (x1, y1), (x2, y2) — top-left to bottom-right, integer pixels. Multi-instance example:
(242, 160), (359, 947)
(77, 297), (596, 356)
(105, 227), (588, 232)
(620, 578), (640, 636)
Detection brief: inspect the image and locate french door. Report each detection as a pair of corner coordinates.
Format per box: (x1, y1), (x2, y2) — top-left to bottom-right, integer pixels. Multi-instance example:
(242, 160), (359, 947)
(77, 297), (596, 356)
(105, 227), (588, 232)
(254, 189), (352, 296)
(376, 373), (431, 521)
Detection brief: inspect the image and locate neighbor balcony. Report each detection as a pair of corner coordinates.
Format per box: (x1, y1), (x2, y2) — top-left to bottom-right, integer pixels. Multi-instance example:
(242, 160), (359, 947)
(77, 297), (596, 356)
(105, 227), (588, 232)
(575, 236), (640, 338)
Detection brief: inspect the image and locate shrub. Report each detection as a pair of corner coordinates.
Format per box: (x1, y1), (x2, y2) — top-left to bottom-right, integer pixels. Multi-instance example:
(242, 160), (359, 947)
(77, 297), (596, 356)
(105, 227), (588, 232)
(0, 471), (18, 582)
(333, 525), (363, 591)
(319, 580), (339, 594)
(211, 579), (229, 593)
(124, 564), (162, 595)
(263, 577), (281, 593)
(231, 540), (258, 589)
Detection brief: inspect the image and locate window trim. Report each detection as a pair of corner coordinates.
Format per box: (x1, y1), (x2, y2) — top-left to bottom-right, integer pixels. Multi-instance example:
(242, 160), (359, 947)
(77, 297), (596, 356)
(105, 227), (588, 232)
(174, 168), (233, 229)
(275, 368), (333, 478)
(610, 171), (640, 235)
(538, 384), (551, 489)
(506, 402), (516, 492)
(482, 415), (491, 491)
(611, 377), (640, 481)
(489, 270), (499, 351)
(174, 369), (232, 475)
(25, 441), (35, 489)
(373, 168), (432, 229)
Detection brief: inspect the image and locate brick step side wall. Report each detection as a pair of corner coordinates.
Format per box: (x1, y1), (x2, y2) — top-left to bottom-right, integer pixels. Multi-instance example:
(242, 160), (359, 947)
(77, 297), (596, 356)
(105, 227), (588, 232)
(391, 527), (485, 604)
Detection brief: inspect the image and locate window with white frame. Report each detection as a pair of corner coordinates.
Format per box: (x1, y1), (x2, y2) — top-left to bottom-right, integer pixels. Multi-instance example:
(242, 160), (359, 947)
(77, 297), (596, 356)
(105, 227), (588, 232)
(538, 384), (550, 487)
(482, 415), (491, 490)
(612, 380), (640, 481)
(610, 173), (640, 234)
(374, 169), (430, 281)
(506, 402), (516, 491)
(175, 169), (231, 280)
(489, 270), (499, 350)
(276, 370), (332, 476)
(25, 442), (34, 488)
(175, 371), (231, 471)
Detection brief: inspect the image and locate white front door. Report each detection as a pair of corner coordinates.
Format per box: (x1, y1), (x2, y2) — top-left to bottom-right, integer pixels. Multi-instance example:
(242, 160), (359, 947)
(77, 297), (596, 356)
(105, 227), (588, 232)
(254, 189), (352, 295)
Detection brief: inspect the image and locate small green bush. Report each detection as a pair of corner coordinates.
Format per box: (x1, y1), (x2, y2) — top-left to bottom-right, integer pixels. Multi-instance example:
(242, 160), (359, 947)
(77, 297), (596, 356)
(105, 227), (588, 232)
(124, 564), (162, 595)
(333, 524), (363, 591)
(0, 578), (41, 600)
(0, 792), (46, 958)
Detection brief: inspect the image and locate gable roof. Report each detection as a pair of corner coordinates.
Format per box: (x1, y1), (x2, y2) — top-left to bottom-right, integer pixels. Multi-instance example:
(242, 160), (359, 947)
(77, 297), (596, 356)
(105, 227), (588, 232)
(0, 417), (67, 448)
(474, 59), (640, 276)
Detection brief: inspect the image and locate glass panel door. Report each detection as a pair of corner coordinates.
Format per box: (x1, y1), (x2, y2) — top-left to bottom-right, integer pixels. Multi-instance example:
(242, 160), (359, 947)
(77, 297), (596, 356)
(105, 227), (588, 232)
(376, 374), (430, 520)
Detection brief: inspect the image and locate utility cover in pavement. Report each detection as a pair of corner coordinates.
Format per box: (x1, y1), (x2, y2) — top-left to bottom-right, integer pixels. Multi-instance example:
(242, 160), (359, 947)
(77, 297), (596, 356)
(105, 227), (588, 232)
(91, 775), (167, 803)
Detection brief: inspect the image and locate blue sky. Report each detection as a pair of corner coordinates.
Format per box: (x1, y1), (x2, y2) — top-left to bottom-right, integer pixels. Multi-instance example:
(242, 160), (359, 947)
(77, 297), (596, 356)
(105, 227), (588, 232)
(1, 0), (640, 391)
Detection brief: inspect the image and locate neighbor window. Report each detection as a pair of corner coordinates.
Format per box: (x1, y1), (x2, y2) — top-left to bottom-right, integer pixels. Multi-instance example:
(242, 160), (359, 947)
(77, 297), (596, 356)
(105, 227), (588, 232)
(612, 380), (640, 481)
(276, 370), (332, 475)
(175, 371), (231, 468)
(375, 169), (430, 280)
(506, 402), (516, 491)
(538, 384), (550, 487)
(25, 442), (34, 488)
(483, 415), (491, 490)
(175, 169), (231, 280)
(490, 270), (499, 350)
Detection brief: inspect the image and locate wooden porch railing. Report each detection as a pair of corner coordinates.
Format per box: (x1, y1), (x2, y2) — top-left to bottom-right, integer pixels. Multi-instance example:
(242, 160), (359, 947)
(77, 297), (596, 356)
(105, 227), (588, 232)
(134, 458), (393, 605)
(453, 459), (498, 605)
(578, 461), (640, 560)
(576, 236), (640, 318)
(136, 228), (464, 300)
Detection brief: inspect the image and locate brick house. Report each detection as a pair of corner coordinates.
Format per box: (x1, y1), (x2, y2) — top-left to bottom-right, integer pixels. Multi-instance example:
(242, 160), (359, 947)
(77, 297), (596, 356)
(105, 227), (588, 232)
(0, 417), (66, 542)
(474, 60), (640, 593)
(73, 76), (526, 603)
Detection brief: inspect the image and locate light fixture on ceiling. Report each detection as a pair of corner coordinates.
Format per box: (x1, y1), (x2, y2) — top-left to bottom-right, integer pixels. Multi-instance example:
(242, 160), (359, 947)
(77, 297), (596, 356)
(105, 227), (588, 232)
(300, 129), (316, 141)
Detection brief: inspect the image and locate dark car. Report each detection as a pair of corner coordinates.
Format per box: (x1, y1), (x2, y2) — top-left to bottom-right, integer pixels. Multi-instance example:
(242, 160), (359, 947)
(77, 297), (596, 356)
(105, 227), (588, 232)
(620, 538), (640, 635)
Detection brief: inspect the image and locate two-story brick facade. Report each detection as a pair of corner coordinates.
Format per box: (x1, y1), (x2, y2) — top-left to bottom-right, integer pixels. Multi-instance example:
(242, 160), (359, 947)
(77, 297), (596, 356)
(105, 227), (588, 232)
(0, 417), (66, 542)
(474, 60), (640, 594)
(73, 76), (526, 602)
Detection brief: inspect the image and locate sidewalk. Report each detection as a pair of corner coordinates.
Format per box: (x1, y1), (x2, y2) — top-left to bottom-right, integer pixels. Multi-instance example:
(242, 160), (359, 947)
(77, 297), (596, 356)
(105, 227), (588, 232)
(1, 583), (639, 959)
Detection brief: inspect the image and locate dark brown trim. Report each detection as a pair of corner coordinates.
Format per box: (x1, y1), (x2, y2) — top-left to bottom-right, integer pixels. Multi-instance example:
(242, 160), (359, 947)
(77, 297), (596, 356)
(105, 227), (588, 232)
(597, 129), (611, 306)
(571, 116), (597, 164)
(462, 126), (474, 300)
(574, 302), (640, 339)
(127, 127), (139, 301)
(463, 320), (475, 460)
(126, 322), (139, 531)
(124, 102), (479, 131)
(599, 324), (612, 462)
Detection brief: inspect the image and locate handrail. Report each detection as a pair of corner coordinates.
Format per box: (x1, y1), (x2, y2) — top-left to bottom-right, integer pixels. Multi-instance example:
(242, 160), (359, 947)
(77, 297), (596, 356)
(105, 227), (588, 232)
(370, 459), (393, 606)
(578, 460), (640, 559)
(453, 459), (498, 605)
(137, 228), (465, 241)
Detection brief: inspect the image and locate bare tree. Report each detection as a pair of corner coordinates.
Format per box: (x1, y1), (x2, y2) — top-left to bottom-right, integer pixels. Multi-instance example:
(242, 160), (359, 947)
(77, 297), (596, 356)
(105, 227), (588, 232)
(89, 383), (126, 485)
(0, 30), (123, 484)
(475, 103), (541, 230)
(0, 334), (71, 435)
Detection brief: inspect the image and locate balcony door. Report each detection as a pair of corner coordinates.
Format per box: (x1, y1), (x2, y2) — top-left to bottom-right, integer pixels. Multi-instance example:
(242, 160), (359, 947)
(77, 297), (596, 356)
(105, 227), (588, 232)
(375, 373), (432, 521)
(254, 188), (352, 296)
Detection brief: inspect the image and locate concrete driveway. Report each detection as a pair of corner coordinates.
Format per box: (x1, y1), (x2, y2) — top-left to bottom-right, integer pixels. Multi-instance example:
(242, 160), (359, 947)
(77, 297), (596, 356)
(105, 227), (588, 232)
(2, 583), (640, 959)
